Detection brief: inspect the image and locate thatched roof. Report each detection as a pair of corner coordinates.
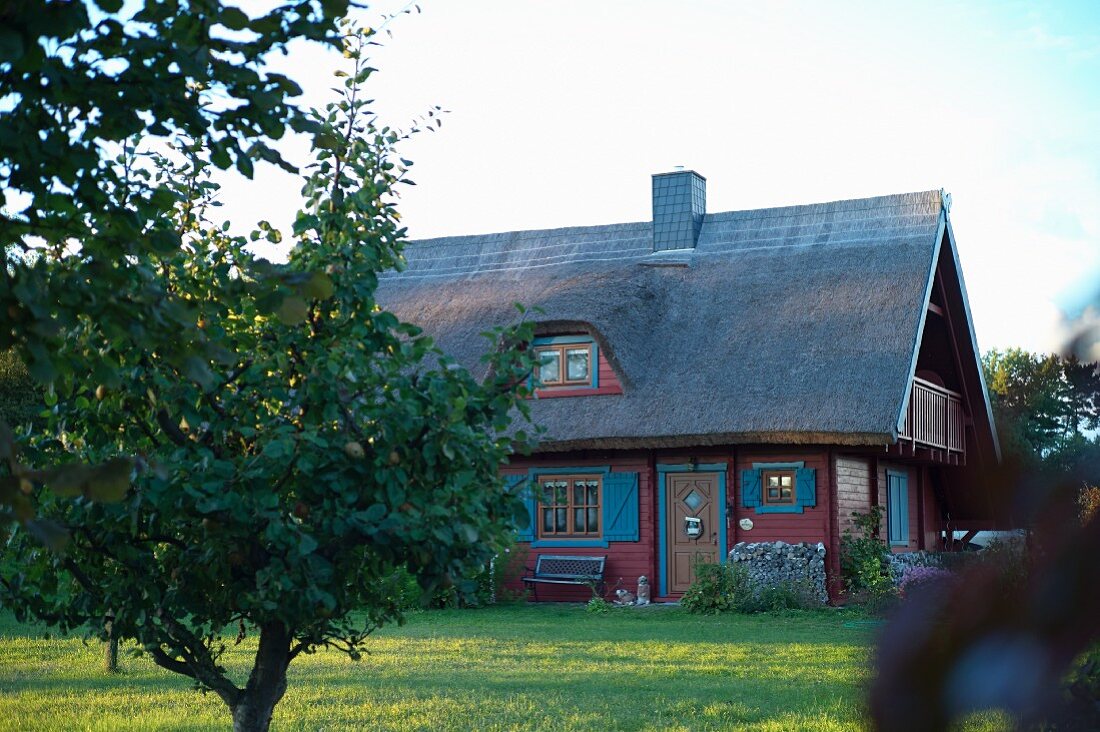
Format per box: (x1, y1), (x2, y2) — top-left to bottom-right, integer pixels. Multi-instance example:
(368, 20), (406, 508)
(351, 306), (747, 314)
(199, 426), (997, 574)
(377, 191), (948, 451)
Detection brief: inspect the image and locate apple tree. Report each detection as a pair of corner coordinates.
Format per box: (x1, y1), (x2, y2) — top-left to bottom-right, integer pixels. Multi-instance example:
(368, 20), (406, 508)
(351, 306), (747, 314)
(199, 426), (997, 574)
(0, 0), (353, 531)
(0, 25), (537, 732)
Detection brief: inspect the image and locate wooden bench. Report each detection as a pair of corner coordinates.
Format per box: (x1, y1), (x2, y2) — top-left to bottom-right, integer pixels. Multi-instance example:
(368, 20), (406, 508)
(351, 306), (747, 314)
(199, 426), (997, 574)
(522, 555), (606, 601)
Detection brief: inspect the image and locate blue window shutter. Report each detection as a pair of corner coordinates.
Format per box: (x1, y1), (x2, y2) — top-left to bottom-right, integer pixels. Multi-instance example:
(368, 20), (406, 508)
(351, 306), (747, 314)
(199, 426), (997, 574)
(897, 477), (908, 544)
(888, 473), (908, 545)
(795, 468), (816, 508)
(505, 474), (536, 542)
(603, 472), (639, 541)
(741, 469), (761, 508)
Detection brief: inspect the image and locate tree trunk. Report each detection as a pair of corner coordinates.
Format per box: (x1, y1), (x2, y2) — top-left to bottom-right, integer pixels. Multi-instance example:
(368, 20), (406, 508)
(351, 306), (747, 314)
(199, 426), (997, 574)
(229, 622), (292, 732)
(104, 619), (118, 673)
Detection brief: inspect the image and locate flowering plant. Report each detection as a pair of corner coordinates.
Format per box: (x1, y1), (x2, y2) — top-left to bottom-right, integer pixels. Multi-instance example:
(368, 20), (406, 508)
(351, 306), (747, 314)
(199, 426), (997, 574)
(899, 565), (954, 597)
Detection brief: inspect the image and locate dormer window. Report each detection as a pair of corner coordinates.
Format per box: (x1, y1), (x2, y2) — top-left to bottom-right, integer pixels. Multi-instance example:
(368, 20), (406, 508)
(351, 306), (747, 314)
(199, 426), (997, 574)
(533, 336), (596, 389)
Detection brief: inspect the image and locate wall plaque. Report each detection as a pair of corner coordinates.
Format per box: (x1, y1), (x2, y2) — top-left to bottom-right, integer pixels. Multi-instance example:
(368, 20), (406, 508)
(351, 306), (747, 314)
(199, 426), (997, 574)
(739, 518), (754, 531)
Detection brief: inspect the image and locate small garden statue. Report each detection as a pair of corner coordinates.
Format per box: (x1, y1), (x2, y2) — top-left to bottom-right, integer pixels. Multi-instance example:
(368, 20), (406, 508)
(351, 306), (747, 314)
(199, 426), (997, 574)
(636, 576), (651, 605)
(615, 588), (637, 605)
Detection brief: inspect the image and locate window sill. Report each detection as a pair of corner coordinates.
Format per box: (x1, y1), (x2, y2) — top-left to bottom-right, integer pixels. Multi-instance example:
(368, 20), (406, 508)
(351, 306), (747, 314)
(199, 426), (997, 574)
(753, 504), (806, 514)
(531, 538), (610, 548)
(533, 385), (623, 399)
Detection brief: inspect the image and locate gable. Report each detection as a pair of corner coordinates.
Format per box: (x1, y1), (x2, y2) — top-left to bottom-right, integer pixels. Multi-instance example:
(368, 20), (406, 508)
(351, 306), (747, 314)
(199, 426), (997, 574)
(898, 220), (1001, 467)
(377, 191), (947, 451)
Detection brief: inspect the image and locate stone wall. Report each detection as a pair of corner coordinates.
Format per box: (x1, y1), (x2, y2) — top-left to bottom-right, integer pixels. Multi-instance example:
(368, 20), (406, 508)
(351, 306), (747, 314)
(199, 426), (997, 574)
(728, 541), (828, 604)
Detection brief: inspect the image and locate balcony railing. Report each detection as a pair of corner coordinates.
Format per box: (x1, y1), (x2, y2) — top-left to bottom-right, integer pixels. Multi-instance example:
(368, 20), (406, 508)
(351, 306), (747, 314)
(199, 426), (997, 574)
(898, 377), (964, 453)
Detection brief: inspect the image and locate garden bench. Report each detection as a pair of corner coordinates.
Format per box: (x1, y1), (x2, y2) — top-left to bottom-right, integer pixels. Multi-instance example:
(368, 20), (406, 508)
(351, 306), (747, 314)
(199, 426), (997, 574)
(522, 554), (606, 601)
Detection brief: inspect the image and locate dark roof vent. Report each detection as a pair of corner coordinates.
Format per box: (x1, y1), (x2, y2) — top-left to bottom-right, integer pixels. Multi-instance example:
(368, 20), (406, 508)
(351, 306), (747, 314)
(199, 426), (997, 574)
(652, 169), (706, 251)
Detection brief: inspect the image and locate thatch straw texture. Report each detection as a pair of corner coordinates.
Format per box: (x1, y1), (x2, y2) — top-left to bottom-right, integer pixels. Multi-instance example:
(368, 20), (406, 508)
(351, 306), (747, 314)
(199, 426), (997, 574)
(377, 191), (944, 451)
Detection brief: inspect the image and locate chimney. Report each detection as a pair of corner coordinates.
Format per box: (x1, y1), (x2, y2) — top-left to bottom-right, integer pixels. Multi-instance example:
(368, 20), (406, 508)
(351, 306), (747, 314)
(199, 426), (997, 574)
(651, 169), (706, 251)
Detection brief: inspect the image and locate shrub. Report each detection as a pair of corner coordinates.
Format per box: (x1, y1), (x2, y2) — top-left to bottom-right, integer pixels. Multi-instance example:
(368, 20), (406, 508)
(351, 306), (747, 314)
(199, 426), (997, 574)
(682, 560), (820, 614)
(934, 550), (980, 573)
(383, 541), (531, 611)
(840, 506), (892, 594)
(407, 539), (532, 609)
(486, 544), (530, 605)
(382, 566), (429, 611)
(978, 535), (1029, 596)
(1079, 484), (1100, 526)
(681, 561), (753, 615)
(1053, 644), (1100, 729)
(748, 581), (820, 612)
(585, 596), (613, 614)
(898, 565), (954, 597)
(0, 350), (40, 430)
(859, 585), (901, 616)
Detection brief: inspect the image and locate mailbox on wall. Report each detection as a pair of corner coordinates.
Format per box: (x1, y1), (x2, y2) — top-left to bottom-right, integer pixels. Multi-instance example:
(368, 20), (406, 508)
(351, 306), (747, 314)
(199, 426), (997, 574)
(684, 516), (703, 538)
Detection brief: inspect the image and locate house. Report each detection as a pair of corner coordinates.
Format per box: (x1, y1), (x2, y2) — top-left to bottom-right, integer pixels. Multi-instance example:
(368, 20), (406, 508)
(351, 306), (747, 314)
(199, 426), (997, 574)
(377, 170), (1002, 601)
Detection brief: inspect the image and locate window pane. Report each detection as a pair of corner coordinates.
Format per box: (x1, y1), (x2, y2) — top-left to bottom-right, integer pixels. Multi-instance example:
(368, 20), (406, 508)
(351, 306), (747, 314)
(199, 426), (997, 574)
(781, 475), (792, 487)
(555, 483), (568, 504)
(768, 475), (779, 487)
(555, 508), (567, 532)
(768, 487), (779, 499)
(574, 508), (585, 532)
(587, 507), (599, 532)
(542, 485), (554, 505)
(573, 483), (584, 505)
(542, 509), (554, 533)
(538, 350), (561, 384)
(587, 483), (599, 504)
(781, 486), (792, 500)
(566, 347), (590, 381)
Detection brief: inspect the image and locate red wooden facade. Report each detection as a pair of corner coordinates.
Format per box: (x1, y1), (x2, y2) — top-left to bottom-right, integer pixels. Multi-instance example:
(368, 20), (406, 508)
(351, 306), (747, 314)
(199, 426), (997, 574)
(503, 444), (949, 603)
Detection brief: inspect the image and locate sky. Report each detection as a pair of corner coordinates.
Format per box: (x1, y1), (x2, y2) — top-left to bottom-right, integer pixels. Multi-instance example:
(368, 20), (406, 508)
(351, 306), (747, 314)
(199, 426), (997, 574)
(219, 0), (1100, 358)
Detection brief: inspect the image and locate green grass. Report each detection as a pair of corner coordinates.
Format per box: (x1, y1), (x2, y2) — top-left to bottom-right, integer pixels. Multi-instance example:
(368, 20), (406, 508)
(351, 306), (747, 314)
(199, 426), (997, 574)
(0, 605), (1011, 731)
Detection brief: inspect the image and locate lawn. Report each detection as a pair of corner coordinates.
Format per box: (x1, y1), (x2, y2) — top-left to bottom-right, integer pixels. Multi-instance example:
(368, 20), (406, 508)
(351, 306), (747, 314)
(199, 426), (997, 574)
(0, 604), (1007, 731)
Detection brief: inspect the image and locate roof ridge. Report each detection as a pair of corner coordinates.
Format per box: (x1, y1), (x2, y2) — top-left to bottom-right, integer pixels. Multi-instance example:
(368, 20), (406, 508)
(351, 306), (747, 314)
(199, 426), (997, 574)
(404, 190), (942, 247)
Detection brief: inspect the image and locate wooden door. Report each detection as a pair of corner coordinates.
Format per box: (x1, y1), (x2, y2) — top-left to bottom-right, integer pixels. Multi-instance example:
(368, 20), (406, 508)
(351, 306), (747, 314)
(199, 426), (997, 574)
(666, 473), (721, 594)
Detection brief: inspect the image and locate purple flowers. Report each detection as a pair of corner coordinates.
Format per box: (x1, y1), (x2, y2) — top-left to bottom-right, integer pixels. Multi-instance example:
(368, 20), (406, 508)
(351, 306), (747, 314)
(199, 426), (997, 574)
(899, 565), (954, 596)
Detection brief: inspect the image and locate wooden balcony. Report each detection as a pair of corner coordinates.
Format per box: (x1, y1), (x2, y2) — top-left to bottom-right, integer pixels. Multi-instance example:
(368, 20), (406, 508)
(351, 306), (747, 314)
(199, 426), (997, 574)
(896, 377), (965, 463)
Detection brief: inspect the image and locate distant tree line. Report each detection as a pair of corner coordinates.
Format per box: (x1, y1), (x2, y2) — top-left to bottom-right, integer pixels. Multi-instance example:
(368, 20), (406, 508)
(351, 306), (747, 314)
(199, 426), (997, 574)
(982, 348), (1100, 478)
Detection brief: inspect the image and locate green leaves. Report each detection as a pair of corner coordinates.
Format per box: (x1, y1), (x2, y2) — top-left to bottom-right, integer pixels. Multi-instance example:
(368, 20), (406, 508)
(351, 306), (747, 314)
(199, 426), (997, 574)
(276, 296), (309, 325)
(219, 7), (250, 31)
(23, 518), (70, 552)
(181, 356), (217, 390)
(270, 269), (335, 324)
(0, 27), (24, 61)
(42, 458), (133, 502)
(302, 272), (334, 300)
